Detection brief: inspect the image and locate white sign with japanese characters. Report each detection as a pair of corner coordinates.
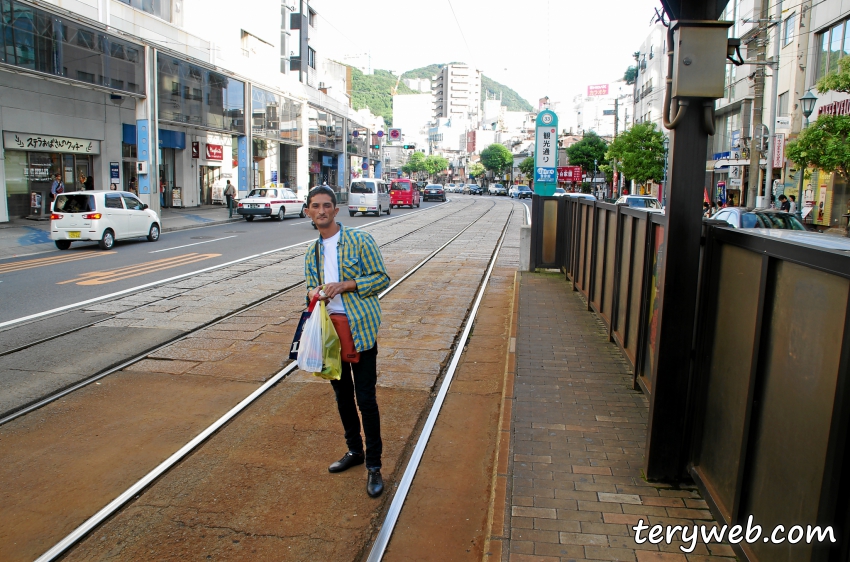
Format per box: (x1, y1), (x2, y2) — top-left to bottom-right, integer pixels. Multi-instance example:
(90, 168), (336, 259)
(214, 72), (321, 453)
(535, 126), (557, 170)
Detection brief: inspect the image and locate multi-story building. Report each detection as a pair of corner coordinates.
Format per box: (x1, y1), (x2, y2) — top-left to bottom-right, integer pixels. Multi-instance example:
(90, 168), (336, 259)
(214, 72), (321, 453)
(0, 0), (383, 222)
(432, 63), (481, 125)
(632, 23), (667, 130)
(566, 83), (633, 138)
(392, 93), (432, 153)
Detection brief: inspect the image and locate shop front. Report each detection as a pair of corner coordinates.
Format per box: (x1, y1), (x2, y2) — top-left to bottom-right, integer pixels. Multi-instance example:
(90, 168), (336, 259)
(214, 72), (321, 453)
(156, 52), (245, 208)
(251, 86), (302, 192)
(307, 106), (344, 191)
(2, 132), (100, 218)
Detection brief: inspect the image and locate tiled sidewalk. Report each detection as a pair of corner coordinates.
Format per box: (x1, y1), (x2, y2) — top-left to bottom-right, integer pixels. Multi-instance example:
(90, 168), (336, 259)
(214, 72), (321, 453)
(504, 272), (735, 562)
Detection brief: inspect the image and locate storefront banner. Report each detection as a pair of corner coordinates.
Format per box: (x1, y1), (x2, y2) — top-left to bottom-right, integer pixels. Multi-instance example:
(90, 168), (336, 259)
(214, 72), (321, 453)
(773, 134), (785, 169)
(206, 144), (223, 160)
(4, 132), (101, 155)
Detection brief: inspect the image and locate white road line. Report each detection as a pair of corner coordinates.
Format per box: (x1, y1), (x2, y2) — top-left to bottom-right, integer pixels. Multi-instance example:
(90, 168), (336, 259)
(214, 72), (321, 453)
(0, 201), (453, 330)
(149, 236), (237, 253)
(288, 220), (312, 225)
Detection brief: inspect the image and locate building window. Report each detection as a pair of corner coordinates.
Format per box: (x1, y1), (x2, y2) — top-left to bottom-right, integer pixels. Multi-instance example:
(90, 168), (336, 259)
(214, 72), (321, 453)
(816, 19), (850, 80)
(116, 0), (171, 22)
(778, 91), (789, 115)
(0, 0), (145, 94)
(783, 13), (796, 46)
(307, 46), (316, 69)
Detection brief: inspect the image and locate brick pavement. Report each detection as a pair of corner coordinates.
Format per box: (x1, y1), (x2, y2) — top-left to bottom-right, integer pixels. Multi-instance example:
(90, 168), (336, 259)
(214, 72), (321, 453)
(503, 272), (735, 562)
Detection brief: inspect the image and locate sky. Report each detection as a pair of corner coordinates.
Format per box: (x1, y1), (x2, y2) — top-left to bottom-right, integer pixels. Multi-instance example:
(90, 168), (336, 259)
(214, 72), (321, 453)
(310, 0), (664, 107)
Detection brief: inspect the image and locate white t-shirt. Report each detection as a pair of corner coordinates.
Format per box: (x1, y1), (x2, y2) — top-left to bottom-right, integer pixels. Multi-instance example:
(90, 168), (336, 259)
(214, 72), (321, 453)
(322, 231), (346, 315)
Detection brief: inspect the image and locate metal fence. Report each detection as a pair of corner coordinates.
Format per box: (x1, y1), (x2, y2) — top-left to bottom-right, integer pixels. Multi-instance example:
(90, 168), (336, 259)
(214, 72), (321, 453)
(536, 194), (850, 561)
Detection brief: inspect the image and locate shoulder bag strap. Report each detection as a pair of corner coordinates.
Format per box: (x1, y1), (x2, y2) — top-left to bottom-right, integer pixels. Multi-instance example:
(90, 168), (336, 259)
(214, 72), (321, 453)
(315, 239), (322, 286)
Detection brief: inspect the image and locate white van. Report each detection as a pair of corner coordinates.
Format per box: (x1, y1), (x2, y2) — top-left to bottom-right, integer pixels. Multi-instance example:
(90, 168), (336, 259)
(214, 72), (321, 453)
(349, 179), (390, 217)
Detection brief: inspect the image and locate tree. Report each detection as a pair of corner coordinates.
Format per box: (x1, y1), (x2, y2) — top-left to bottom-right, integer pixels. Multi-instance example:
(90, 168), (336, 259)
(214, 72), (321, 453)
(424, 154), (448, 177)
(566, 132), (608, 174)
(518, 157), (534, 178)
(402, 152), (427, 177)
(480, 143), (513, 176)
(606, 122), (665, 186)
(469, 162), (486, 179)
(786, 56), (850, 179)
(623, 66), (638, 85)
(816, 56), (850, 94)
(786, 115), (850, 178)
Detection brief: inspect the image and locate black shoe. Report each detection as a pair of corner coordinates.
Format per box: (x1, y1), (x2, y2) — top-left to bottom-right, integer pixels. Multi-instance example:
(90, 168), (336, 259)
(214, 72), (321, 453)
(328, 451), (364, 473)
(366, 468), (384, 498)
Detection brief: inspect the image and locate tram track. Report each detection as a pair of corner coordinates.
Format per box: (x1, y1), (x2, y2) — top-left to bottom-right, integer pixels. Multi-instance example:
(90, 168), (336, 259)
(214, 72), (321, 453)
(0, 199), (485, 426)
(25, 197), (511, 562)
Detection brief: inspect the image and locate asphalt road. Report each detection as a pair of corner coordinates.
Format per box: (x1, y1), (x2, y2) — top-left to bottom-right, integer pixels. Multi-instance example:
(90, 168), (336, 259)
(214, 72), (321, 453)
(0, 200), (446, 324)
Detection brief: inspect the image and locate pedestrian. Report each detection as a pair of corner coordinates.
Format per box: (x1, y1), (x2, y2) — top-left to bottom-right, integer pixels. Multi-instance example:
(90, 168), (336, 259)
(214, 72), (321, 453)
(78, 172), (87, 190)
(160, 177), (167, 208)
(789, 194), (798, 214)
(85, 175), (94, 190)
(711, 201), (718, 216)
(770, 194), (776, 209)
(50, 173), (65, 200)
(778, 194), (790, 212)
(224, 180), (236, 216)
(703, 202), (711, 217)
(304, 185), (390, 498)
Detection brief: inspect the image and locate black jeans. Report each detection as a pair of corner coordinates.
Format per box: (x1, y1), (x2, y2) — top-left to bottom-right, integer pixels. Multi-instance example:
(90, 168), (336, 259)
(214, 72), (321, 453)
(329, 344), (381, 469)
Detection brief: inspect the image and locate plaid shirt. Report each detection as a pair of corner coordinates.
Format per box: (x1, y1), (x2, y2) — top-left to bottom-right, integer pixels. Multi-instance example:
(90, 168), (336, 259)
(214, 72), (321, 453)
(305, 223), (390, 352)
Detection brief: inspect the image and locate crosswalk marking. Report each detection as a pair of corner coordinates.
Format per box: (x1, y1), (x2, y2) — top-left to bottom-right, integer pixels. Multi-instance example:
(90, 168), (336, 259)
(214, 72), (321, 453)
(57, 253), (221, 286)
(0, 251), (114, 275)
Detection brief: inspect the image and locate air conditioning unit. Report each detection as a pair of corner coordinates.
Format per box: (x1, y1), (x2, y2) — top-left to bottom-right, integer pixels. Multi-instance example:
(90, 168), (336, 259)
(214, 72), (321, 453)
(136, 161), (149, 175)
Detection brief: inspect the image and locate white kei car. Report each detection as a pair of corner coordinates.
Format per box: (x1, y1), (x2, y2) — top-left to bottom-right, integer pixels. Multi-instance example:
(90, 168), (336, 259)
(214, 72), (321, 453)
(237, 187), (306, 221)
(51, 190), (161, 250)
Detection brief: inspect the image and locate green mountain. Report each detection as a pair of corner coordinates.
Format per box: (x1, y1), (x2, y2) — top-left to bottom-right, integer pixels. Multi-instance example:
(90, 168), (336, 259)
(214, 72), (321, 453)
(350, 63), (533, 126)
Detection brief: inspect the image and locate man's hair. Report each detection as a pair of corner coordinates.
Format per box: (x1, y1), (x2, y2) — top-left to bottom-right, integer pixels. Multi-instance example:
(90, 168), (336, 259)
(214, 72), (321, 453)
(779, 194), (787, 200)
(307, 185), (337, 207)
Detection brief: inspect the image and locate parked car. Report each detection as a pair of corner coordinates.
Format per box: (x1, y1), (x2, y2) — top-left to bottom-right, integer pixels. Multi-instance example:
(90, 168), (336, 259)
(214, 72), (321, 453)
(566, 192), (598, 201)
(423, 184), (446, 202)
(553, 188), (568, 197)
(615, 195), (663, 209)
(457, 183), (466, 192)
(465, 184), (483, 195)
(447, 183), (458, 193)
(747, 229), (850, 251)
(711, 207), (806, 230)
(488, 183), (507, 196)
(349, 178), (391, 216)
(390, 178), (421, 209)
(237, 187), (306, 222)
(51, 190), (160, 250)
(510, 185), (532, 199)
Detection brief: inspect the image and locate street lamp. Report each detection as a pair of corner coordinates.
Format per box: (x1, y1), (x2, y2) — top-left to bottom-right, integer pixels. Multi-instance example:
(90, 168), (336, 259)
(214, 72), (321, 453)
(796, 90), (818, 220)
(800, 90), (818, 126)
(593, 159), (598, 199)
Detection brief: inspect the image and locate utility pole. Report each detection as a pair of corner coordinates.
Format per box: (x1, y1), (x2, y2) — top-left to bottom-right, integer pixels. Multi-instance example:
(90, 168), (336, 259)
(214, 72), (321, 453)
(613, 97), (619, 198)
(763, 0), (783, 209)
(747, 0), (769, 207)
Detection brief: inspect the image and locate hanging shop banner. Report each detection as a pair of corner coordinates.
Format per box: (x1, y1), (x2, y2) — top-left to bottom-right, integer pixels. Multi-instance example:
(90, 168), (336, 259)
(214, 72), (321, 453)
(4, 132), (101, 154)
(205, 144), (223, 160)
(191, 142), (200, 158)
(772, 134), (785, 169)
(587, 84), (609, 96)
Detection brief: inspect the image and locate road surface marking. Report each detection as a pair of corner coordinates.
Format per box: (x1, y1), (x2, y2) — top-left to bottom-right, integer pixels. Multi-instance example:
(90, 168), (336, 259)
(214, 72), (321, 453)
(57, 253), (222, 285)
(150, 236), (237, 253)
(0, 251), (114, 275)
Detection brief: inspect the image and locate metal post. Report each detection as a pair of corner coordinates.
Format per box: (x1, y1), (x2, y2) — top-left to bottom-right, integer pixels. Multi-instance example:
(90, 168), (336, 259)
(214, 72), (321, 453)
(763, 0), (783, 209)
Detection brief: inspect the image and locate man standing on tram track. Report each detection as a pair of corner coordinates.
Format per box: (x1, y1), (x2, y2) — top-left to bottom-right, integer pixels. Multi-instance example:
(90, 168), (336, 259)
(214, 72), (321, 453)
(304, 185), (390, 498)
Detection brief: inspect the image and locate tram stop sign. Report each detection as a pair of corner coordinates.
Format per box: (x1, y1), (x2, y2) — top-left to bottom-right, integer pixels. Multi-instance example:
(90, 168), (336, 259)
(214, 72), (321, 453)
(534, 110), (559, 196)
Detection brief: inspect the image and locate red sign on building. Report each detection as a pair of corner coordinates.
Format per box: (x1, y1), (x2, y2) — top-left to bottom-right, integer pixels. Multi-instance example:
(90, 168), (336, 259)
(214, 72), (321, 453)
(557, 166), (582, 182)
(205, 144), (223, 160)
(587, 84), (609, 97)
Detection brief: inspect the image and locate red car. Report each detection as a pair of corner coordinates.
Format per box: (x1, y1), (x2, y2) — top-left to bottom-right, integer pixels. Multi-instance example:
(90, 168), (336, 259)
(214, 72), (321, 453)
(390, 178), (421, 209)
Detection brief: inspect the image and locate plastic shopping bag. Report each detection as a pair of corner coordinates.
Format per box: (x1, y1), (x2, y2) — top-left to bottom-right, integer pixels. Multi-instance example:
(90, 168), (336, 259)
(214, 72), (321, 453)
(315, 301), (342, 381)
(297, 300), (324, 374)
(297, 300), (342, 380)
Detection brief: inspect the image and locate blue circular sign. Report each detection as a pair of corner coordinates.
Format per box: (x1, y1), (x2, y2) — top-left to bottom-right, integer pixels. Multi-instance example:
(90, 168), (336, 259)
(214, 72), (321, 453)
(377, 130), (384, 137)
(362, 161), (369, 170)
(352, 131), (359, 137)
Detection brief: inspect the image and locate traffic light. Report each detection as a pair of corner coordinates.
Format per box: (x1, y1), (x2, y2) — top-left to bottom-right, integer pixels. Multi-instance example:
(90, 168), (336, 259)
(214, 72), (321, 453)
(403, 144), (415, 150)
(371, 144), (380, 149)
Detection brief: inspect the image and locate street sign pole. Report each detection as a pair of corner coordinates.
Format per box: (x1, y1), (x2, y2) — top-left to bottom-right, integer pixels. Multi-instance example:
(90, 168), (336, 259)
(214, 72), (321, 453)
(533, 110), (559, 196)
